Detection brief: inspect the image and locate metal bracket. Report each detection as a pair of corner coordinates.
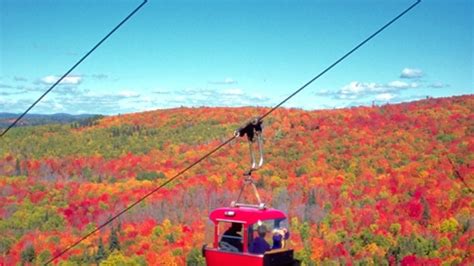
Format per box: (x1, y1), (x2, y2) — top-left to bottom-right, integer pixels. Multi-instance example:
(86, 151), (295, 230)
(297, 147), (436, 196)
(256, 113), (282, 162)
(232, 117), (266, 209)
(230, 171), (266, 210)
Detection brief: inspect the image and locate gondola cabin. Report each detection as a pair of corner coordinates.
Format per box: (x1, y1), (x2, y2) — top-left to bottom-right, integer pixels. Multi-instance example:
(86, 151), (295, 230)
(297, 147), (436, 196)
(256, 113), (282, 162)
(203, 205), (299, 266)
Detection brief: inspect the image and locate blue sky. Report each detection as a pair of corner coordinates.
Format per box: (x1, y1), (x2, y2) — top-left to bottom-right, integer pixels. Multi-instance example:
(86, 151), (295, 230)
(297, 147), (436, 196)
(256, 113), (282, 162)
(0, 0), (472, 115)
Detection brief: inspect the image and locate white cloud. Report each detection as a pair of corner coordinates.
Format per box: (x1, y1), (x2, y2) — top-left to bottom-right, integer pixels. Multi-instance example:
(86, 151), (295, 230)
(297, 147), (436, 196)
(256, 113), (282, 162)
(53, 102), (64, 111)
(91, 74), (108, 80)
(152, 89), (170, 95)
(375, 93), (396, 101)
(387, 80), (408, 89)
(340, 81), (380, 95)
(329, 79), (420, 101)
(338, 94), (358, 100)
(118, 91), (140, 98)
(428, 82), (450, 88)
(340, 80), (418, 94)
(41, 75), (82, 85)
(0, 84), (271, 114)
(315, 89), (331, 95)
(208, 77), (237, 85)
(400, 68), (423, 79)
(222, 88), (244, 95)
(224, 77), (235, 84)
(168, 87), (269, 107)
(387, 80), (418, 89)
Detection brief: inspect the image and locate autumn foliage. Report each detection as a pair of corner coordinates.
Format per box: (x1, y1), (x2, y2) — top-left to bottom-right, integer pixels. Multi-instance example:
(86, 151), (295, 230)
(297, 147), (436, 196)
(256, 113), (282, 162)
(0, 95), (473, 265)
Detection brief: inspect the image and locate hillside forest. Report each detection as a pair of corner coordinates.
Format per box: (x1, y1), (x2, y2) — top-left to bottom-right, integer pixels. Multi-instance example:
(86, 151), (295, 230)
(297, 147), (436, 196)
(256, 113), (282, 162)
(0, 95), (473, 265)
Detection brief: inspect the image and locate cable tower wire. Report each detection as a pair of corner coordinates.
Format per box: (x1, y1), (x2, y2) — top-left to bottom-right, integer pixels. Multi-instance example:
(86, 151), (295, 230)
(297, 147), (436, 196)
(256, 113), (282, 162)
(40, 0), (421, 264)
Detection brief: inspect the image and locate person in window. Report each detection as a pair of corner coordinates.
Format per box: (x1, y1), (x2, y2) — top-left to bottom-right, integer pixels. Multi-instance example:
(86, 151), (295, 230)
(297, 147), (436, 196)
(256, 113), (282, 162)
(272, 228), (290, 249)
(220, 223), (243, 252)
(250, 225), (271, 254)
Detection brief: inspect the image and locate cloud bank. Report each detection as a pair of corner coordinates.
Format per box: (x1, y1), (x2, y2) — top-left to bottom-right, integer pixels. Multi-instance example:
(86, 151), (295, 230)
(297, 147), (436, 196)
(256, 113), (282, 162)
(41, 75), (82, 85)
(327, 80), (419, 100)
(400, 68), (424, 79)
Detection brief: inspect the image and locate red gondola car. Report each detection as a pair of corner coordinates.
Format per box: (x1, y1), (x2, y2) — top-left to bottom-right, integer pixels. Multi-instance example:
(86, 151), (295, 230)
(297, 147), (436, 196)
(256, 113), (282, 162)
(203, 206), (299, 266)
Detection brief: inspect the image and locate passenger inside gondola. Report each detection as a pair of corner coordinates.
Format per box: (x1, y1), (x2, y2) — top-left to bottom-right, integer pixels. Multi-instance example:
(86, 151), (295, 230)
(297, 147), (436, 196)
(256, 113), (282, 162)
(219, 222), (243, 252)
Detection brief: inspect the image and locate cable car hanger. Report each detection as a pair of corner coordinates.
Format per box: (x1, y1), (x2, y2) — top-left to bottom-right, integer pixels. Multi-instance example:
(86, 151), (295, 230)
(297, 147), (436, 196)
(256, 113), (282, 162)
(233, 117), (266, 209)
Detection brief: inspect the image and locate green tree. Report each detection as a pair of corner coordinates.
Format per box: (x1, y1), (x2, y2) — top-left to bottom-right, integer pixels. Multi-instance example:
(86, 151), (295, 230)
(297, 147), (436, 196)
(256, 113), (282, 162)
(186, 248), (205, 266)
(0, 235), (14, 263)
(96, 237), (107, 264)
(421, 196), (430, 226)
(100, 250), (141, 266)
(109, 227), (121, 252)
(37, 250), (52, 265)
(15, 158), (21, 176)
(136, 171), (165, 181)
(21, 244), (35, 264)
(299, 221), (311, 241)
(295, 165), (308, 177)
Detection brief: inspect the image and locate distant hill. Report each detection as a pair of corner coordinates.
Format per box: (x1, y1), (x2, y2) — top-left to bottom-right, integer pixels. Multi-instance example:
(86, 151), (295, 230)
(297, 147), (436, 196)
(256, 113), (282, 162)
(0, 113), (103, 128)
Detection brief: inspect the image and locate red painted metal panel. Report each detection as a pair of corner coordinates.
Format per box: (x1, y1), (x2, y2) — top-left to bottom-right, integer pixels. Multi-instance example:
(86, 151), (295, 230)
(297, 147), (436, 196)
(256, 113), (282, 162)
(243, 224), (248, 253)
(209, 207), (287, 225)
(204, 248), (263, 266)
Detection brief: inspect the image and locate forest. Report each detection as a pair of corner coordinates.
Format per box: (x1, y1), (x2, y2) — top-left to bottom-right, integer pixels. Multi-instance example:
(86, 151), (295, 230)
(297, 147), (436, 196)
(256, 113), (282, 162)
(0, 95), (472, 265)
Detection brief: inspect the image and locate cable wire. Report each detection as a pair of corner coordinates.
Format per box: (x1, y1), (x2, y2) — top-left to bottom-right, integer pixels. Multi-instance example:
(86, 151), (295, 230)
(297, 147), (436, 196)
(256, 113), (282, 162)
(0, 0), (148, 137)
(45, 0), (421, 264)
